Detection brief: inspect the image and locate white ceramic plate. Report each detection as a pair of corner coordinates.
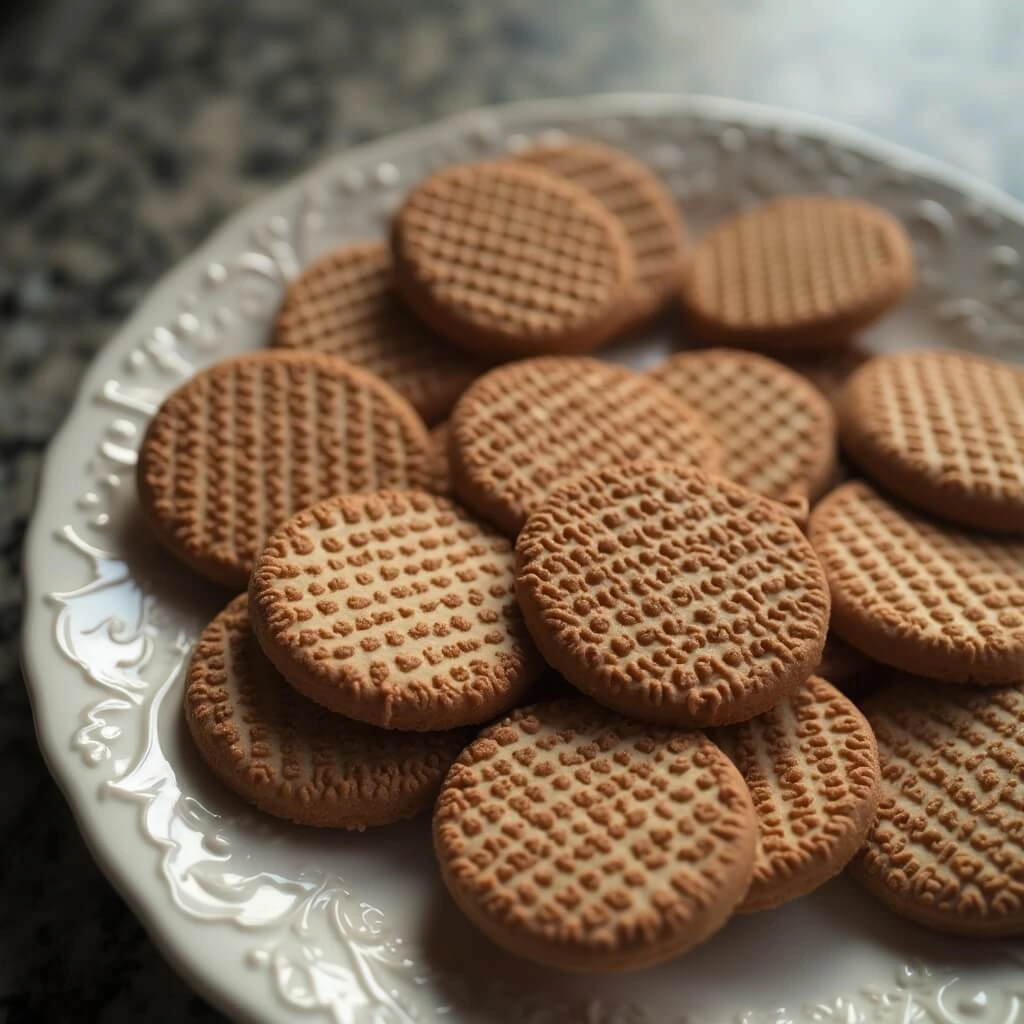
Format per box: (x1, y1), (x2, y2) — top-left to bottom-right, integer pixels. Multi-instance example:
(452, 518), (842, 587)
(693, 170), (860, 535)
(22, 95), (1024, 1024)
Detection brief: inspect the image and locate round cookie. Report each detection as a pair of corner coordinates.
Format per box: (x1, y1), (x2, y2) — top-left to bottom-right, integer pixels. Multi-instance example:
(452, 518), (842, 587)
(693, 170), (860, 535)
(682, 196), (914, 353)
(809, 481), (1024, 685)
(433, 698), (757, 971)
(185, 595), (470, 829)
(391, 161), (635, 359)
(137, 350), (435, 589)
(449, 357), (722, 536)
(273, 241), (485, 424)
(649, 349), (837, 501)
(515, 136), (686, 327)
(250, 490), (540, 731)
(712, 675), (880, 912)
(837, 350), (1024, 534)
(515, 462), (831, 727)
(851, 673), (1024, 938)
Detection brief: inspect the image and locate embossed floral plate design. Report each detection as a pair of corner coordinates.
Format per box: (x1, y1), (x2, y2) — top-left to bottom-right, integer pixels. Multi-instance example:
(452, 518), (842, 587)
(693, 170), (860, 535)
(21, 95), (1024, 1024)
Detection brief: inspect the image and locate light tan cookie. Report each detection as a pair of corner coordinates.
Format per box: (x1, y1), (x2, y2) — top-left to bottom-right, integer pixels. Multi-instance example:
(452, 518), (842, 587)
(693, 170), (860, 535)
(250, 491), (540, 731)
(851, 673), (1024, 937)
(430, 421), (452, 495)
(449, 357), (722, 536)
(515, 137), (686, 327)
(137, 351), (435, 589)
(837, 350), (1024, 534)
(682, 196), (913, 352)
(712, 675), (880, 912)
(649, 349), (837, 501)
(433, 698), (757, 971)
(391, 161), (634, 359)
(273, 241), (485, 424)
(808, 481), (1024, 684)
(816, 633), (873, 692)
(185, 595), (470, 828)
(516, 463), (831, 727)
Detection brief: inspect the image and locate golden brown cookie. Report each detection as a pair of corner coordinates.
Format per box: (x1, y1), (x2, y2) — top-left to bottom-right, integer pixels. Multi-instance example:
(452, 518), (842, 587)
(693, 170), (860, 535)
(712, 675), (880, 912)
(273, 242), (485, 424)
(516, 463), (831, 727)
(837, 350), (1024, 534)
(391, 161), (634, 359)
(430, 421), (452, 495)
(250, 491), (540, 731)
(682, 196), (914, 353)
(851, 673), (1024, 937)
(449, 357), (722, 536)
(185, 595), (470, 828)
(649, 349), (837, 501)
(515, 137), (686, 328)
(137, 351), (435, 589)
(433, 698), (757, 971)
(809, 481), (1024, 684)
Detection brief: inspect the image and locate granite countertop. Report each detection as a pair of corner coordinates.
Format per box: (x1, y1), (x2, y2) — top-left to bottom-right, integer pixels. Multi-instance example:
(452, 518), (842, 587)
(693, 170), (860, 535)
(2, 0), (1022, 1019)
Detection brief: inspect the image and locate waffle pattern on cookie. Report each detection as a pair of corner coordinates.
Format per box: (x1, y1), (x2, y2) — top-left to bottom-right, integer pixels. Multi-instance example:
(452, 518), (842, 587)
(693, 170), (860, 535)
(713, 675), (880, 912)
(852, 675), (1024, 937)
(516, 464), (831, 727)
(449, 357), (722, 535)
(433, 698), (757, 971)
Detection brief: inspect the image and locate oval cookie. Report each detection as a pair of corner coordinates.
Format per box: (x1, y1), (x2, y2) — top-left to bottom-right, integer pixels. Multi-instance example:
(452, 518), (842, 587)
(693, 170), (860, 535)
(837, 351), (1024, 534)
(809, 481), (1024, 684)
(185, 595), (470, 828)
(273, 242), (485, 424)
(852, 673), (1024, 937)
(516, 463), (831, 727)
(450, 357), (722, 536)
(250, 491), (541, 731)
(433, 698), (757, 971)
(712, 675), (880, 912)
(391, 161), (634, 359)
(649, 349), (837, 501)
(682, 196), (913, 352)
(137, 351), (435, 588)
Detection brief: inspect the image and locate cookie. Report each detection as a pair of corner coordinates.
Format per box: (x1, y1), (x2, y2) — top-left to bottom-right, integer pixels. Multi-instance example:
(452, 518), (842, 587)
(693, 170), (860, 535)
(433, 698), (757, 971)
(649, 349), (837, 501)
(449, 357), (722, 536)
(185, 595), (470, 829)
(837, 350), (1024, 534)
(515, 137), (686, 327)
(272, 242), (484, 424)
(816, 633), (873, 692)
(851, 673), (1024, 937)
(515, 462), (831, 727)
(808, 481), (1024, 684)
(712, 675), (880, 912)
(430, 421), (452, 495)
(137, 351), (435, 589)
(250, 490), (541, 731)
(391, 161), (634, 359)
(682, 196), (914, 352)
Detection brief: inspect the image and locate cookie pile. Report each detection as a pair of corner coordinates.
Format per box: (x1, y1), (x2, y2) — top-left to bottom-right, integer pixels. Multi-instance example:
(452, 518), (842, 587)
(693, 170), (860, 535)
(138, 134), (1024, 973)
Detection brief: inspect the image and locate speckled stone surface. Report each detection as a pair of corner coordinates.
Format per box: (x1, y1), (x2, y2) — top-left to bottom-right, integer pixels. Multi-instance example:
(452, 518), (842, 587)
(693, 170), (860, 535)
(3, 0), (1023, 1018)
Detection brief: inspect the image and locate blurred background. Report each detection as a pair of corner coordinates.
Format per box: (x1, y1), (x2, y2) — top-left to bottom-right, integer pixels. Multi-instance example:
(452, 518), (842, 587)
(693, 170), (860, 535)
(2, 1), (1022, 1019)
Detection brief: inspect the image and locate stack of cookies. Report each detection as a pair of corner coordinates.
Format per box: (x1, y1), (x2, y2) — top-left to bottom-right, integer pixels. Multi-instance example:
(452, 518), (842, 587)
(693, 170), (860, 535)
(137, 134), (1024, 973)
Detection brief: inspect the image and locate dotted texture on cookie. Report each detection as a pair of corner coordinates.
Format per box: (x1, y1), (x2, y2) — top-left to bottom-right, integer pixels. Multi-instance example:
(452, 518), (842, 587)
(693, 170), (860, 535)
(852, 674), (1024, 937)
(712, 675), (880, 912)
(838, 351), (1024, 534)
(250, 491), (539, 731)
(433, 698), (757, 971)
(516, 463), (831, 727)
(650, 349), (837, 501)
(682, 196), (913, 352)
(449, 357), (722, 536)
(185, 595), (469, 829)
(809, 481), (1024, 684)
(391, 161), (634, 358)
(273, 242), (484, 424)
(137, 351), (435, 588)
